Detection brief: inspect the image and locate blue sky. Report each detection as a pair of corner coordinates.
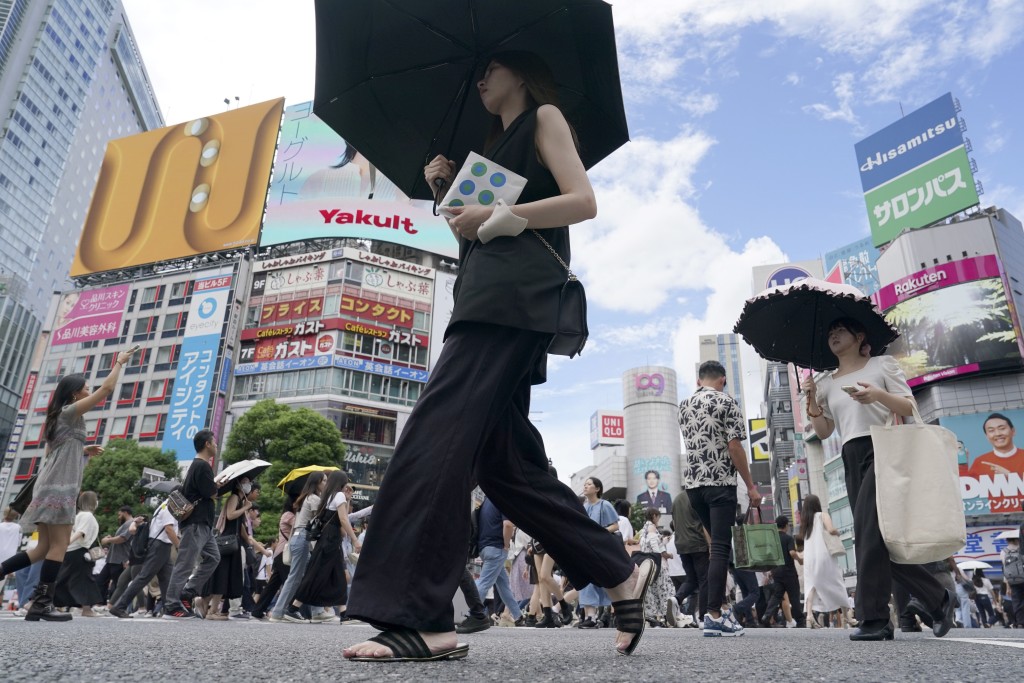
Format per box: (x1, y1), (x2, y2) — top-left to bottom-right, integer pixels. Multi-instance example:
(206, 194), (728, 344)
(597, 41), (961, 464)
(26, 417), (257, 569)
(124, 1), (1024, 483)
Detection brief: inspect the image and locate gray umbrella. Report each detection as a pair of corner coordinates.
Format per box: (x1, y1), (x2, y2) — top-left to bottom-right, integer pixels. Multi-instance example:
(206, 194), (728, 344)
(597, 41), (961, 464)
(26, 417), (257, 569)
(142, 480), (180, 494)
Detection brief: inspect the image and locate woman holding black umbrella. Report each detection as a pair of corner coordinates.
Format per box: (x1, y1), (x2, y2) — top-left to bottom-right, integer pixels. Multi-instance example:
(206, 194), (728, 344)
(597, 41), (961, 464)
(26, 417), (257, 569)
(343, 52), (654, 662)
(803, 318), (955, 641)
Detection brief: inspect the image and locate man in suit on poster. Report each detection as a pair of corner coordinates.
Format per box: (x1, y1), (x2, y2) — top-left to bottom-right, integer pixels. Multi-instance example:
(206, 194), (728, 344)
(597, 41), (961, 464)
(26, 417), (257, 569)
(636, 470), (672, 514)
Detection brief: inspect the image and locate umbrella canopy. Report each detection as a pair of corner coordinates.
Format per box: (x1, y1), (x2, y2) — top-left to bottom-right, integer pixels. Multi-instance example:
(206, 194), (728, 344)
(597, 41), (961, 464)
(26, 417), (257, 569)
(277, 465), (340, 497)
(142, 480), (181, 494)
(215, 459), (272, 495)
(956, 560), (993, 571)
(313, 0), (628, 200)
(734, 277), (899, 372)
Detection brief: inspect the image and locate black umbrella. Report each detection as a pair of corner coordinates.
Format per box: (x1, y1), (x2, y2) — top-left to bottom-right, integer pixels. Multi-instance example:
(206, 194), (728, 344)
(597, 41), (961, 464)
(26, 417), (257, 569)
(313, 0), (628, 200)
(733, 277), (899, 372)
(142, 480), (181, 494)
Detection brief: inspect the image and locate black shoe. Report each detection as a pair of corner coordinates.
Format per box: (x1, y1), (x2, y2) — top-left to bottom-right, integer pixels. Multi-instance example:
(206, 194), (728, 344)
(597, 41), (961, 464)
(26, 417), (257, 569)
(455, 613), (491, 634)
(578, 616), (598, 629)
(931, 589), (956, 638)
(905, 598), (935, 628)
(558, 600), (575, 625)
(109, 606), (132, 619)
(535, 607), (562, 628)
(524, 614), (537, 627)
(24, 583), (72, 622)
(899, 621), (922, 633)
(849, 619), (895, 641)
(514, 615), (527, 627)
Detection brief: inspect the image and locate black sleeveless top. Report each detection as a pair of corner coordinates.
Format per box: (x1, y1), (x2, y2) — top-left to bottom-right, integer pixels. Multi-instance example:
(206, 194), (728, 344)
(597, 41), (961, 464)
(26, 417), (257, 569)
(447, 107), (571, 343)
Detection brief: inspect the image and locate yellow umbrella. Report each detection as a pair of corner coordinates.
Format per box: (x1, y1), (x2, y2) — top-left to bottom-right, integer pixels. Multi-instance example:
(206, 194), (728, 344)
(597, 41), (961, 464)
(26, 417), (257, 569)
(277, 465), (340, 493)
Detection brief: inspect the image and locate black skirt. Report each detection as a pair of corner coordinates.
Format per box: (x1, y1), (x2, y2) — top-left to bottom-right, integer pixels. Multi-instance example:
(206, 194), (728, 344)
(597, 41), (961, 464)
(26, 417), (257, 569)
(54, 549), (104, 608)
(296, 517), (348, 607)
(204, 546), (243, 599)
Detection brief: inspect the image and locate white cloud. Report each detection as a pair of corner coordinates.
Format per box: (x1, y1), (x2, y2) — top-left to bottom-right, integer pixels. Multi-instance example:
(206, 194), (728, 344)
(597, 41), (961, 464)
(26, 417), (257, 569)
(803, 72), (859, 127)
(984, 120), (1008, 155)
(671, 236), (787, 419)
(785, 72), (801, 86)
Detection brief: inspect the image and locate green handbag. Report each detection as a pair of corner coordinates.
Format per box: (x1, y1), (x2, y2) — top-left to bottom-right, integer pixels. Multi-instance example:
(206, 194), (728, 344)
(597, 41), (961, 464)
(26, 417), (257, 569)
(732, 506), (784, 571)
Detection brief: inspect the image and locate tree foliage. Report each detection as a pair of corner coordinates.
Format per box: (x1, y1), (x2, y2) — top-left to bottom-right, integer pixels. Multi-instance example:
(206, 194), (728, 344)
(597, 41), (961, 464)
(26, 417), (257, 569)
(81, 439), (180, 536)
(222, 400), (346, 543)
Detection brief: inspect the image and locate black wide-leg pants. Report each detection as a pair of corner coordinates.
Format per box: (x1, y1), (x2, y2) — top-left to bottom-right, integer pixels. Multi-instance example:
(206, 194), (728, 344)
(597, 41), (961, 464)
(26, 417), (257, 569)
(347, 322), (633, 633)
(843, 436), (946, 622)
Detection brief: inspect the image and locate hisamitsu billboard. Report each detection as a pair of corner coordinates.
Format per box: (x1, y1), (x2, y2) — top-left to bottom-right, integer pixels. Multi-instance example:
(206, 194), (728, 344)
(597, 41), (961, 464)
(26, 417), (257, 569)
(854, 93), (979, 247)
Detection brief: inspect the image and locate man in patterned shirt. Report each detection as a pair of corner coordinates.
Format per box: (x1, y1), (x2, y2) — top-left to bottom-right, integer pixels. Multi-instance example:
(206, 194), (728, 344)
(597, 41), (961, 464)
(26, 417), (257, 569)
(678, 360), (762, 637)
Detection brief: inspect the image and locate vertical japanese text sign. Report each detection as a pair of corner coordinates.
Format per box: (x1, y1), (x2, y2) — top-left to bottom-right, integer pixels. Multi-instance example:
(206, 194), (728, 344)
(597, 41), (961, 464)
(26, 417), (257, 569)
(164, 275), (232, 460)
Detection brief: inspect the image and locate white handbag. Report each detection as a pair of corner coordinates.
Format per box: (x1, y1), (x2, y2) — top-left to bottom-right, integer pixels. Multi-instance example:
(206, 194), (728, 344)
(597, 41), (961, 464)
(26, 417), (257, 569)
(871, 405), (967, 564)
(438, 151), (526, 217)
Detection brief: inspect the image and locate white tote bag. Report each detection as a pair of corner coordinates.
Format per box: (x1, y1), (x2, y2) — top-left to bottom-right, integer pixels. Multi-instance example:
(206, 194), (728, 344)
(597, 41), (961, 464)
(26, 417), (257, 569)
(437, 151), (527, 218)
(871, 405), (966, 564)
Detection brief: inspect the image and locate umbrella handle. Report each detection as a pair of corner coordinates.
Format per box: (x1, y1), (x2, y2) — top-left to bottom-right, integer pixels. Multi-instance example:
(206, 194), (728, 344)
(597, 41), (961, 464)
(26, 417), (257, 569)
(431, 177), (447, 217)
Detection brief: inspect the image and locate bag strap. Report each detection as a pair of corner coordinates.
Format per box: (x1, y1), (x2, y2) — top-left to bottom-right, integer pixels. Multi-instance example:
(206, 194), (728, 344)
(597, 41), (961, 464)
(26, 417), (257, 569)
(746, 506), (762, 525)
(883, 401), (923, 427)
(530, 230), (576, 280)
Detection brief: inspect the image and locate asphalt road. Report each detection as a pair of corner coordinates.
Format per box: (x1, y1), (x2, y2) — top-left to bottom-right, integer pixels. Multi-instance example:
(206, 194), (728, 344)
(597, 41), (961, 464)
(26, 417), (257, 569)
(0, 614), (1018, 682)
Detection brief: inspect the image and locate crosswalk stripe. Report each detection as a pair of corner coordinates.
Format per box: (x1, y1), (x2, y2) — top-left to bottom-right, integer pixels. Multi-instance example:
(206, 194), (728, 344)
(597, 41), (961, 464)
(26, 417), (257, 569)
(941, 637), (1024, 649)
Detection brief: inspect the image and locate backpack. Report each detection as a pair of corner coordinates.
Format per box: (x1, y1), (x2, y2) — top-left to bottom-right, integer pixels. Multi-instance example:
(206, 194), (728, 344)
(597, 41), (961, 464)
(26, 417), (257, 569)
(129, 517), (151, 563)
(468, 504), (482, 559)
(1004, 544), (1024, 584)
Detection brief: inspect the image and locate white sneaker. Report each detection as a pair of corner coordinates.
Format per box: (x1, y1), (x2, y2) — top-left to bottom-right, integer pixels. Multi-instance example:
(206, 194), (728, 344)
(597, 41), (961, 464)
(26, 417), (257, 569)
(310, 611), (337, 623)
(786, 619), (797, 628)
(14, 608), (28, 617)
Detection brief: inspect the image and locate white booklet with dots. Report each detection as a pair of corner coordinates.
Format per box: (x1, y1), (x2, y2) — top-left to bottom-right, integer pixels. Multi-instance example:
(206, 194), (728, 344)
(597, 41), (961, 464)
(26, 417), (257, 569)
(438, 151), (527, 218)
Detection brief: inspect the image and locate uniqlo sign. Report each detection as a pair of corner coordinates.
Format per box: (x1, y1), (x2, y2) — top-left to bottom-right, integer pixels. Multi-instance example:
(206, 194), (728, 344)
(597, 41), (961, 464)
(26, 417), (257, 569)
(590, 410), (625, 449)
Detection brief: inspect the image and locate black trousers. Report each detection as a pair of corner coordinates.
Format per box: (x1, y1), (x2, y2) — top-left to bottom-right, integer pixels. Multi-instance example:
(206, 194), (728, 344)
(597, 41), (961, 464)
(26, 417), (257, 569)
(113, 541), (172, 612)
(685, 486), (737, 613)
(459, 565), (486, 619)
(676, 551), (709, 617)
(843, 436), (945, 622)
(96, 560), (125, 603)
(347, 323), (633, 633)
(251, 554), (288, 618)
(765, 571), (803, 624)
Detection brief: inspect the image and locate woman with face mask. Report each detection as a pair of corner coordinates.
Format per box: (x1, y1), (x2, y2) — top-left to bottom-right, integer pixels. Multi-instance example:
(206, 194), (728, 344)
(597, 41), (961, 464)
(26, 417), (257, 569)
(199, 478), (252, 620)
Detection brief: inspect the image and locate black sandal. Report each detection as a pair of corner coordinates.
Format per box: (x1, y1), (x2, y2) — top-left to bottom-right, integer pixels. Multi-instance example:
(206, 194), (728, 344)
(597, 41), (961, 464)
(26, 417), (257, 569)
(346, 628), (469, 663)
(612, 558), (656, 656)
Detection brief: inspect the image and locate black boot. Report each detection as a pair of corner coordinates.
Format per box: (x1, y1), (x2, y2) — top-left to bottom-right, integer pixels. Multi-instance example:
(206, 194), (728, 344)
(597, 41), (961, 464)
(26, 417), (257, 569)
(25, 583), (71, 622)
(559, 600), (575, 625)
(536, 606), (561, 628)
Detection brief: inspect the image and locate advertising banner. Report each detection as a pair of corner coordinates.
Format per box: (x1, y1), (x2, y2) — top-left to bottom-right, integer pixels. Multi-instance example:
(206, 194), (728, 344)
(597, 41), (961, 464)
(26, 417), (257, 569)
(164, 275), (232, 460)
(877, 256), (1022, 386)
(864, 146), (979, 246)
(51, 285), (130, 346)
(823, 237), (881, 296)
(751, 260), (824, 295)
(259, 101), (457, 259)
(341, 294), (414, 327)
(854, 93), (963, 193)
(590, 411), (626, 449)
(748, 418), (770, 461)
(233, 355), (429, 383)
(359, 266), (433, 302)
(624, 367), (678, 406)
(72, 99), (284, 276)
(261, 263), (330, 295)
(941, 410), (1024, 515)
(957, 525), (1019, 563)
(259, 296), (325, 324)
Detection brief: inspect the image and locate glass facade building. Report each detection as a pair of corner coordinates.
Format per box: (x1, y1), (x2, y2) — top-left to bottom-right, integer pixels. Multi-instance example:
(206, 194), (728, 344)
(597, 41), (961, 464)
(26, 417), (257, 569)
(0, 0), (161, 457)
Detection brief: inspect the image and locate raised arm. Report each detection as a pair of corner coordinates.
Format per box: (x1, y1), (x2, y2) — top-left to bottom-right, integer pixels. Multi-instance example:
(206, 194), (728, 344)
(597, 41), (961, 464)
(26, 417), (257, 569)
(71, 347), (138, 417)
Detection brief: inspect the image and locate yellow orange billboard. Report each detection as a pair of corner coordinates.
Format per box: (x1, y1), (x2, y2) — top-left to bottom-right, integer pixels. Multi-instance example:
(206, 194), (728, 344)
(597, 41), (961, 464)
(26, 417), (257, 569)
(71, 98), (285, 276)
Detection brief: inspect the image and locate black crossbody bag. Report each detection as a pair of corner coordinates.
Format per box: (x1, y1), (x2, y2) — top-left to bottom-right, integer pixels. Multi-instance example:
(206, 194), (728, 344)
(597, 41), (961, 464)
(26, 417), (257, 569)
(531, 230), (588, 358)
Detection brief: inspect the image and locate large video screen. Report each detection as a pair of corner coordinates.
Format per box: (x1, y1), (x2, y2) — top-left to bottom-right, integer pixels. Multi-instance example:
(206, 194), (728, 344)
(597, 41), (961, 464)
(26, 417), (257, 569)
(71, 99), (284, 276)
(877, 256), (1023, 386)
(258, 102), (458, 259)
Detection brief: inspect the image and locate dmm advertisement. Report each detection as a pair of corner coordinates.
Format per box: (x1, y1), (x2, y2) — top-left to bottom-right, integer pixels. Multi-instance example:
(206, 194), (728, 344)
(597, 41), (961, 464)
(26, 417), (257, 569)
(941, 410), (1024, 516)
(876, 255), (1023, 387)
(258, 101), (457, 259)
(72, 99), (284, 275)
